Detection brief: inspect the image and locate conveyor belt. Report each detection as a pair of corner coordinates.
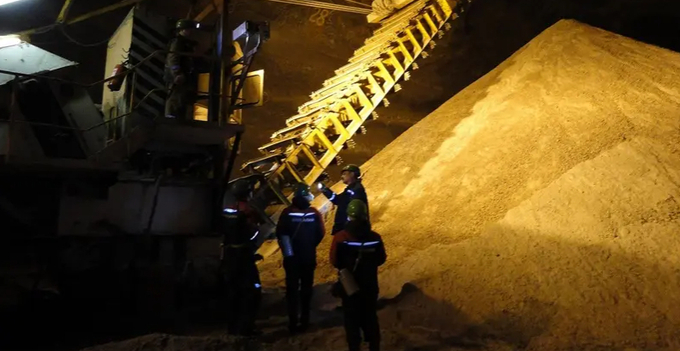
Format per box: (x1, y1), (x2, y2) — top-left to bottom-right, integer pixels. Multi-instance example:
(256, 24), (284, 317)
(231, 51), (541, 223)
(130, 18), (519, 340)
(241, 0), (464, 231)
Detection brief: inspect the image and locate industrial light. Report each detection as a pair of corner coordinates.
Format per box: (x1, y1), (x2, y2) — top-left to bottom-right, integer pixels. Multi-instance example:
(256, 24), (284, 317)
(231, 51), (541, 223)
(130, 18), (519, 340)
(0, 0), (25, 7)
(0, 35), (21, 49)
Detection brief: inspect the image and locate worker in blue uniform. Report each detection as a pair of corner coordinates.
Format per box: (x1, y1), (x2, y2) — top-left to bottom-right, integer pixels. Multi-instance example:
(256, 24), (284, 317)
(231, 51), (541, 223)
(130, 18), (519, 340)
(276, 183), (325, 333)
(220, 178), (263, 336)
(318, 164), (369, 235)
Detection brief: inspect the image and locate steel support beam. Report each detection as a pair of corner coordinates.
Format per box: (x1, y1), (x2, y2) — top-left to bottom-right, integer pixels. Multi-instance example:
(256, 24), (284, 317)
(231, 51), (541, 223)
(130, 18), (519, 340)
(56, 0), (75, 23)
(194, 0), (370, 20)
(17, 0), (147, 37)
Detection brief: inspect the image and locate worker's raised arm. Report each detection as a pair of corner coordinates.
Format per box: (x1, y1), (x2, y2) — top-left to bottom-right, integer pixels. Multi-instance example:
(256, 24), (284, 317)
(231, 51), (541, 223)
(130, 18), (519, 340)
(320, 185), (340, 205)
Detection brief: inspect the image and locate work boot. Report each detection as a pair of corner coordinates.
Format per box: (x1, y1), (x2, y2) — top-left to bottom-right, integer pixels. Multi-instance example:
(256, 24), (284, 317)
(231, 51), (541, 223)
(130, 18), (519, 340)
(240, 328), (262, 337)
(299, 315), (310, 332)
(227, 322), (239, 336)
(288, 323), (299, 335)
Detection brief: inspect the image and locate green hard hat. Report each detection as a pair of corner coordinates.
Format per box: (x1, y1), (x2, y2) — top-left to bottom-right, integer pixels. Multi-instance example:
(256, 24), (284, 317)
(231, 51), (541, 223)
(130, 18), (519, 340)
(342, 164), (361, 177)
(229, 178), (252, 198)
(347, 199), (368, 220)
(294, 182), (311, 198)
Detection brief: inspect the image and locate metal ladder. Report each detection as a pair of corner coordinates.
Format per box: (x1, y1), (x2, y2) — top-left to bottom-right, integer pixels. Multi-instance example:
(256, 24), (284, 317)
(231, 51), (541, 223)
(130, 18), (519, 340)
(242, 0), (461, 227)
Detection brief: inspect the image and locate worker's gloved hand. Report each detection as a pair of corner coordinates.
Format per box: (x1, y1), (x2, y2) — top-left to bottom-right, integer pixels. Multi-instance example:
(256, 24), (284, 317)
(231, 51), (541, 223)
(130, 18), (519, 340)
(174, 74), (186, 85)
(319, 184), (334, 198)
(254, 253), (264, 261)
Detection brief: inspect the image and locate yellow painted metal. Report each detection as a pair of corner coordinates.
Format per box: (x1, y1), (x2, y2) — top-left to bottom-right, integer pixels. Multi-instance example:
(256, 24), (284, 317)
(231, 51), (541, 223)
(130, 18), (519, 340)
(18, 0), (147, 37)
(244, 0), (458, 218)
(57, 0), (75, 23)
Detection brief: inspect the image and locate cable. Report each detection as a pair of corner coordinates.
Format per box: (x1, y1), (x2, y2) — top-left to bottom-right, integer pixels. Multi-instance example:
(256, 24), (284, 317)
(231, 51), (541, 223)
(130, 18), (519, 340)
(265, 0), (372, 14)
(341, 0), (371, 8)
(144, 175), (163, 235)
(32, 24), (59, 35)
(57, 24), (113, 47)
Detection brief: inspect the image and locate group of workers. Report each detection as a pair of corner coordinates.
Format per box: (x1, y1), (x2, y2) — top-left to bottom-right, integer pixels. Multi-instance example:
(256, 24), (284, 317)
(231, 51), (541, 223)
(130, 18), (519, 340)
(165, 12), (387, 351)
(221, 164), (386, 351)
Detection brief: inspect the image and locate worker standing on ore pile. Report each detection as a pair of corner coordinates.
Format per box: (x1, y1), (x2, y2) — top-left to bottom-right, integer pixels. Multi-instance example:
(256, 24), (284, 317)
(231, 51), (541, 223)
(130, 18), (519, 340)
(276, 183), (325, 334)
(221, 178), (263, 336)
(164, 19), (199, 120)
(330, 199), (386, 351)
(318, 164), (369, 235)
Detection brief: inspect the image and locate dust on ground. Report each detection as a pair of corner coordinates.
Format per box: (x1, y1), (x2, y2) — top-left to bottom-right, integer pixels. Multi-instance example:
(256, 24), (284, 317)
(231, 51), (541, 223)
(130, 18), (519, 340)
(83, 19), (680, 351)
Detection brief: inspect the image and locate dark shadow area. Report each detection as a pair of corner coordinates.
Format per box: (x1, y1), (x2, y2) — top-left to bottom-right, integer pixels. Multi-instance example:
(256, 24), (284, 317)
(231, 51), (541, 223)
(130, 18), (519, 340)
(256, 282), (345, 343)
(375, 282), (525, 350)
(0, 235), (228, 351)
(49, 227), (680, 351)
